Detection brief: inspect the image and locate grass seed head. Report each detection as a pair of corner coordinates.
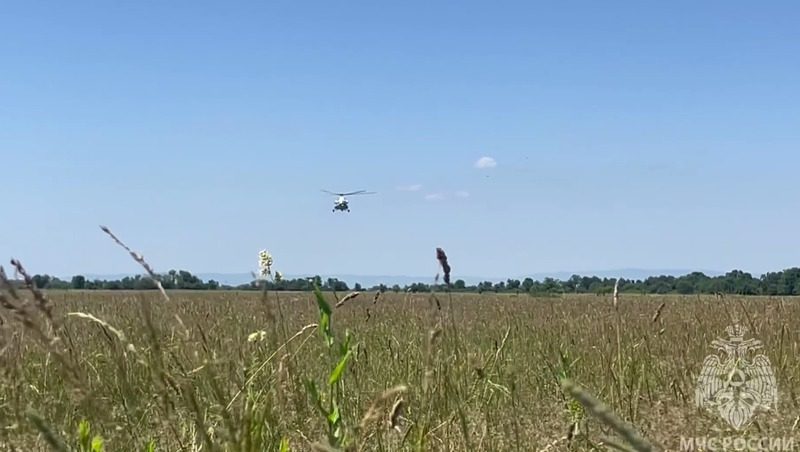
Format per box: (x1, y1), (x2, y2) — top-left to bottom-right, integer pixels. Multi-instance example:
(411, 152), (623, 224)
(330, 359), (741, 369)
(389, 397), (405, 432)
(335, 291), (361, 308)
(99, 225), (169, 302)
(435, 247), (451, 286)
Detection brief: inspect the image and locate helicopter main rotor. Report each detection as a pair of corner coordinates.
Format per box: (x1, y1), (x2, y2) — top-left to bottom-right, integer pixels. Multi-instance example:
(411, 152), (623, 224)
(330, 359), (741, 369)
(321, 189), (376, 196)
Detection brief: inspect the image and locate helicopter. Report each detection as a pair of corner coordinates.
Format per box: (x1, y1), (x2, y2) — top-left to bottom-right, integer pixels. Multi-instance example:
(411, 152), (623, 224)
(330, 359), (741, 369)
(322, 189), (376, 212)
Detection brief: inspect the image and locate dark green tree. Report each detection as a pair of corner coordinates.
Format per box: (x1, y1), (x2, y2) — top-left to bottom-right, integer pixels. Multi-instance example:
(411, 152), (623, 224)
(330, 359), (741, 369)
(70, 275), (86, 290)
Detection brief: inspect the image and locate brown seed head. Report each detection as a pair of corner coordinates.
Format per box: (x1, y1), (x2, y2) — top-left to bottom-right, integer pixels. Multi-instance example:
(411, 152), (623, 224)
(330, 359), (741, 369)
(335, 291), (361, 308)
(435, 247), (451, 285)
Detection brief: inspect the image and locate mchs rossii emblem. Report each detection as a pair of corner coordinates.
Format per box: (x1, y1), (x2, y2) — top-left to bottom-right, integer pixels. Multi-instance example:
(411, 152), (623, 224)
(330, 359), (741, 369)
(695, 324), (778, 430)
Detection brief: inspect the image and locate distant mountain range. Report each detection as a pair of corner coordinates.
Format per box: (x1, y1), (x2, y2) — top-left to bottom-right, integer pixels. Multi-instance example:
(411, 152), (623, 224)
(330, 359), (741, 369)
(73, 268), (726, 288)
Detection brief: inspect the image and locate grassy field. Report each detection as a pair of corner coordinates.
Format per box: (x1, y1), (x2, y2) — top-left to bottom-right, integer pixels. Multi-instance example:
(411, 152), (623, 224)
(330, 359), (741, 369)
(0, 286), (798, 451)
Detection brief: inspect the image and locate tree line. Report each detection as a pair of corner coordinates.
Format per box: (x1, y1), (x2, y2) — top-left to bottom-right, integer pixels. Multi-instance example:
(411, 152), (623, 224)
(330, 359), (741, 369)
(13, 267), (800, 296)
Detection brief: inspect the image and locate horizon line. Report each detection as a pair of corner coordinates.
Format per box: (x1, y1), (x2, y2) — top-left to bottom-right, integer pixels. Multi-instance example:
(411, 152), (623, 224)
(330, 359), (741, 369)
(42, 266), (791, 281)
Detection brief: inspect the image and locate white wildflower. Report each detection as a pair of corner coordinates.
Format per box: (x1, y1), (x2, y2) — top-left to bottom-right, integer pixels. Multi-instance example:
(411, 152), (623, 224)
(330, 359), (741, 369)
(258, 249), (273, 279)
(247, 330), (267, 343)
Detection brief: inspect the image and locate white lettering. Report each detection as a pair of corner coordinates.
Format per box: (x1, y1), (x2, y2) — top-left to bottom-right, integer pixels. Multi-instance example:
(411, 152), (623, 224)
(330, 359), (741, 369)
(679, 436), (796, 451)
(680, 437), (696, 451)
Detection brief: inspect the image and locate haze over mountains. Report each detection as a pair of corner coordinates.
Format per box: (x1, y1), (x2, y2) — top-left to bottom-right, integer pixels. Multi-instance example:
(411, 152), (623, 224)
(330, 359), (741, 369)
(74, 268), (725, 288)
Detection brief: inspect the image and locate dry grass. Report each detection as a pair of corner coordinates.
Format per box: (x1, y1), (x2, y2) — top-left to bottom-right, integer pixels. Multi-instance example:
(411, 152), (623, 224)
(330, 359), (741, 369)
(1, 286), (799, 451)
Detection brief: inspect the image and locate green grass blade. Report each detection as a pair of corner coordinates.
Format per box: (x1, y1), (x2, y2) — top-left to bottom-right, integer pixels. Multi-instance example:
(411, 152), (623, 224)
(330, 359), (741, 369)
(328, 349), (352, 386)
(313, 284), (334, 347)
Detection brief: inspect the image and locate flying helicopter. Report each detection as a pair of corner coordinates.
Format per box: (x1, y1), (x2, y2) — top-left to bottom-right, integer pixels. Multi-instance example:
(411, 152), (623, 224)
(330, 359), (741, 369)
(322, 189), (376, 212)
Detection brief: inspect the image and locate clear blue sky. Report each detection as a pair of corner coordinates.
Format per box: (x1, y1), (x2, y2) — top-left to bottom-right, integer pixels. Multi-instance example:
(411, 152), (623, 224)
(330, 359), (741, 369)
(2, 1), (799, 279)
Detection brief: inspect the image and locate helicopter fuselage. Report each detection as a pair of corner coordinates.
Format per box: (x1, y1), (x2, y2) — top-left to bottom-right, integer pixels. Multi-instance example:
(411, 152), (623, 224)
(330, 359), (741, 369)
(333, 197), (350, 212)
